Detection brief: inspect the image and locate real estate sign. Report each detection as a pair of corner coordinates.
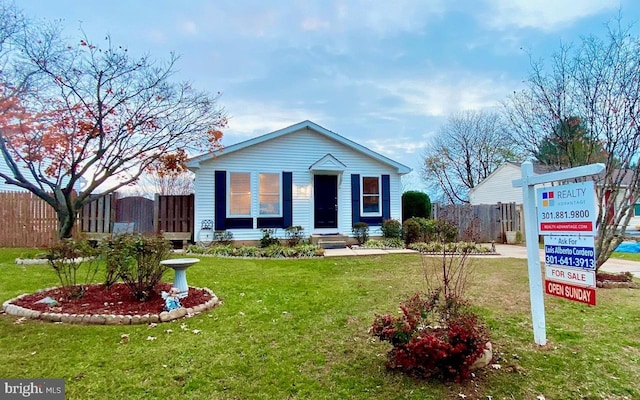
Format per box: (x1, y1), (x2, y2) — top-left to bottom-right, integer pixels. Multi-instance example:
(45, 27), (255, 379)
(513, 162), (604, 345)
(537, 181), (596, 235)
(539, 183), (597, 306)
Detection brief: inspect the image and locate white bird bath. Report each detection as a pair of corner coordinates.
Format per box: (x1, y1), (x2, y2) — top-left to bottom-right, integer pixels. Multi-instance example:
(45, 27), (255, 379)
(160, 258), (200, 298)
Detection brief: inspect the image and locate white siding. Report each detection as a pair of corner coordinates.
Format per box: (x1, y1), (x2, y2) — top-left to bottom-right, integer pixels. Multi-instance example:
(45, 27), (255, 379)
(0, 160), (26, 192)
(192, 128), (404, 241)
(469, 164), (523, 205)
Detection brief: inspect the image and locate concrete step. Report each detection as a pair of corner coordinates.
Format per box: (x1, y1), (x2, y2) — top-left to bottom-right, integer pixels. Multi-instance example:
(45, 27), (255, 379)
(317, 240), (347, 249)
(312, 234), (348, 249)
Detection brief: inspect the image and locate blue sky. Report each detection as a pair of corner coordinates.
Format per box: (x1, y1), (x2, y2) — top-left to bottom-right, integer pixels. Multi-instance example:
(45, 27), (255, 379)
(20, 0), (639, 191)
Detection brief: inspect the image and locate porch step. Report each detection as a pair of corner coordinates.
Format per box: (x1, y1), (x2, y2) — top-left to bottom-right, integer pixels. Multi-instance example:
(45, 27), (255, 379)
(312, 234), (349, 249)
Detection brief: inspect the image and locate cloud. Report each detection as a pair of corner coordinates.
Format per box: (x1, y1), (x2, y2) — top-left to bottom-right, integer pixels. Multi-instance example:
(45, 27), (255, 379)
(222, 100), (327, 140)
(482, 0), (620, 31)
(178, 19), (198, 36)
(371, 72), (519, 117)
(365, 137), (425, 157)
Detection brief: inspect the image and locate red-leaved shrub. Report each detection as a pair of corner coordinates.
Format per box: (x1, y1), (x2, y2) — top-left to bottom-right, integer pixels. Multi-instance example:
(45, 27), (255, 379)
(371, 291), (489, 382)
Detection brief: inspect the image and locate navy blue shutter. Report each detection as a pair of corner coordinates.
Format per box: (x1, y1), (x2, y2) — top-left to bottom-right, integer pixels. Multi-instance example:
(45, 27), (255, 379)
(214, 170), (226, 230)
(216, 170), (253, 229)
(283, 172), (293, 227)
(382, 175), (390, 220)
(351, 174), (360, 226)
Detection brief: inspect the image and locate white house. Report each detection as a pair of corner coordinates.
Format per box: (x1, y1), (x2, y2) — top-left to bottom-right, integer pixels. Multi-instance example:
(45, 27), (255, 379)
(469, 161), (640, 231)
(186, 120), (412, 244)
(0, 159), (27, 192)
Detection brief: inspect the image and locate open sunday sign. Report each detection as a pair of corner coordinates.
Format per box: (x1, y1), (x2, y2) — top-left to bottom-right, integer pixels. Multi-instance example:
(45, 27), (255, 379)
(537, 181), (596, 235)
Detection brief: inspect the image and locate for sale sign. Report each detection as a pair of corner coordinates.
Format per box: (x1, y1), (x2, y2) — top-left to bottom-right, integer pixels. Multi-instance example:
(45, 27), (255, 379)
(545, 266), (596, 287)
(537, 181), (596, 235)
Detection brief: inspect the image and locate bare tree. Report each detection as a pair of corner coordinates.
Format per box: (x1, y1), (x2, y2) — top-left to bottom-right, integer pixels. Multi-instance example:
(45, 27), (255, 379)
(137, 152), (195, 196)
(422, 110), (522, 203)
(0, 10), (226, 238)
(503, 20), (640, 270)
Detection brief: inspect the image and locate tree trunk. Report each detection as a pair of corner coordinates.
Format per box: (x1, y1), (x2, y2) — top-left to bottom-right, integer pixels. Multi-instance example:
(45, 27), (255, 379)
(56, 208), (76, 239)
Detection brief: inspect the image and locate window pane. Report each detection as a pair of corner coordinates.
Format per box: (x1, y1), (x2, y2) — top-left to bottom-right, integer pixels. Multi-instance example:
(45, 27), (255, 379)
(362, 176), (380, 214)
(259, 173), (280, 215)
(363, 177), (379, 195)
(229, 173), (250, 215)
(363, 196), (379, 213)
(635, 203), (640, 217)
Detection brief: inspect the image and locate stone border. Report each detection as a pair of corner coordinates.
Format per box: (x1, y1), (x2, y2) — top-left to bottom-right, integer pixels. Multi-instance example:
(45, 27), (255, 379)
(1, 286), (220, 325)
(596, 280), (639, 289)
(15, 257), (93, 265)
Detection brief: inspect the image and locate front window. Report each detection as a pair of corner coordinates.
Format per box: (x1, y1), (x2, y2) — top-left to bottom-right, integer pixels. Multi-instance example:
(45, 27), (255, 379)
(362, 176), (381, 215)
(259, 173), (281, 216)
(229, 172), (251, 216)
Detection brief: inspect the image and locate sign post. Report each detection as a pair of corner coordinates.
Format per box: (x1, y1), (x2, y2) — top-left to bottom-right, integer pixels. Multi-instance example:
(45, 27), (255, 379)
(512, 161), (604, 346)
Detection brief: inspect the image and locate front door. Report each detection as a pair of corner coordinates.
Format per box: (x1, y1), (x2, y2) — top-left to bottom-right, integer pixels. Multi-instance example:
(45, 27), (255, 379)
(314, 175), (338, 229)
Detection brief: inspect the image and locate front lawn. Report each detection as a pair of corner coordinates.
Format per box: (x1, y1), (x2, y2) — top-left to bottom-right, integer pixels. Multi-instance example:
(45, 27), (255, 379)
(1, 248), (639, 399)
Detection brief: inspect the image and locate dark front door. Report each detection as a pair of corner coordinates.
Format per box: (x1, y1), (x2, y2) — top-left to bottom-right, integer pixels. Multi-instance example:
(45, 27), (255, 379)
(314, 175), (338, 229)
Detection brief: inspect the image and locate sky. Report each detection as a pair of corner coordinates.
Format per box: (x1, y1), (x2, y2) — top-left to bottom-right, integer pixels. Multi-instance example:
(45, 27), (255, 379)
(19, 0), (639, 192)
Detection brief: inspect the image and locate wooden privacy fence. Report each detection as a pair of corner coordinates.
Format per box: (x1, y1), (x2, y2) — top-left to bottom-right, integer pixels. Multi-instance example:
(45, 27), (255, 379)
(81, 193), (194, 245)
(0, 191), (59, 248)
(0, 191), (194, 248)
(432, 202), (524, 243)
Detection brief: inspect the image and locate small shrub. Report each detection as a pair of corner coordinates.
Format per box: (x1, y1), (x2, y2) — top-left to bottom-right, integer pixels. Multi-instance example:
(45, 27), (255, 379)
(47, 239), (99, 300)
(435, 220), (458, 243)
(285, 225), (305, 247)
(456, 241), (478, 254)
(235, 246), (261, 258)
(185, 244), (207, 254)
(381, 219), (402, 239)
(364, 239), (385, 248)
(260, 229), (280, 248)
(403, 218), (422, 245)
(293, 244), (324, 257)
(101, 234), (172, 301)
(416, 218), (438, 242)
(409, 242), (442, 253)
(263, 244), (287, 258)
(207, 244), (235, 257)
(213, 230), (233, 245)
(383, 237), (404, 248)
(352, 222), (369, 245)
(371, 291), (489, 382)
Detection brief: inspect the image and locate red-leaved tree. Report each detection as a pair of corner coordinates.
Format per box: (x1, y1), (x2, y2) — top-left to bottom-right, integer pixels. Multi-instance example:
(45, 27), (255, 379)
(0, 12), (226, 238)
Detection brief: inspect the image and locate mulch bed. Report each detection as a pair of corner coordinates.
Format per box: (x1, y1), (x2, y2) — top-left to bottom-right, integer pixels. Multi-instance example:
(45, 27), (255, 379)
(10, 283), (213, 315)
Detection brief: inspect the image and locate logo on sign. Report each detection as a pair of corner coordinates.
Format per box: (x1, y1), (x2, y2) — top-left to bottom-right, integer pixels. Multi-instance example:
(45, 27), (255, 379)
(541, 191), (555, 207)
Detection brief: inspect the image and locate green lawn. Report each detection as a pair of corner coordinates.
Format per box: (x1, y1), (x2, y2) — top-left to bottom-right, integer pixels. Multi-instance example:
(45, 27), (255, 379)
(611, 251), (640, 262)
(1, 248), (639, 399)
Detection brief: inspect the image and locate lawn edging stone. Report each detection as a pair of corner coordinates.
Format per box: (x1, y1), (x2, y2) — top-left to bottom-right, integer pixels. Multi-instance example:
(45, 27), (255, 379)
(2, 286), (219, 325)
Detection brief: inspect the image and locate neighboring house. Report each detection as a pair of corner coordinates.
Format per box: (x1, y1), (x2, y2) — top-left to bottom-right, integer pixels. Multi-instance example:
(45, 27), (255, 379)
(468, 162), (550, 204)
(186, 120), (412, 244)
(0, 159), (27, 192)
(0, 158), (87, 193)
(469, 161), (640, 231)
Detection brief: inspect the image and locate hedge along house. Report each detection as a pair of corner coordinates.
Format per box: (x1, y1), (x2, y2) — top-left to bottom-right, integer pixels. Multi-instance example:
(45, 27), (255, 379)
(186, 120), (412, 246)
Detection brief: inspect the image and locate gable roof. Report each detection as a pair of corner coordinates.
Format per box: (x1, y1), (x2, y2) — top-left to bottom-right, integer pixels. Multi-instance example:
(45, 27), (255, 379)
(186, 120), (412, 174)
